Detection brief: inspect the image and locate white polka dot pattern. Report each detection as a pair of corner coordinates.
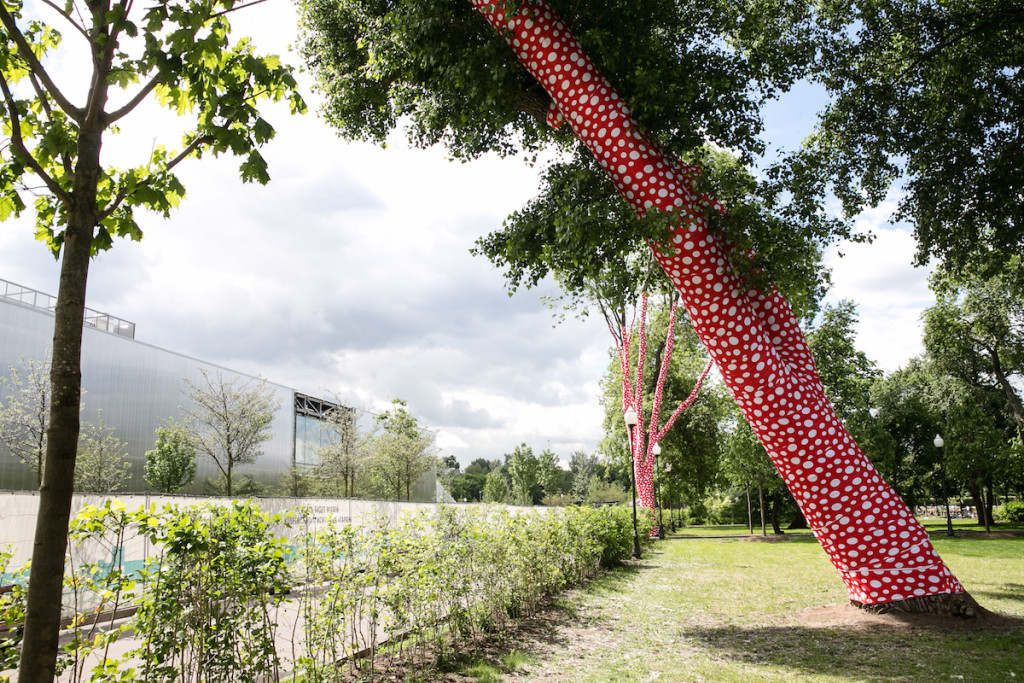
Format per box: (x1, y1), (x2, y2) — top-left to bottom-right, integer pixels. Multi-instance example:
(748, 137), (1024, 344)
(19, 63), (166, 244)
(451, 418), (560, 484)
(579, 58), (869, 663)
(614, 293), (713, 537)
(469, 0), (964, 604)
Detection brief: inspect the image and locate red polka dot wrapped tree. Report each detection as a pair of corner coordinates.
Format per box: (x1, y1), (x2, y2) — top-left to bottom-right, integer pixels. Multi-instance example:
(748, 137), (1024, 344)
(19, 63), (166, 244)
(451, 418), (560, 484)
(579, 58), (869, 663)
(468, 0), (979, 613)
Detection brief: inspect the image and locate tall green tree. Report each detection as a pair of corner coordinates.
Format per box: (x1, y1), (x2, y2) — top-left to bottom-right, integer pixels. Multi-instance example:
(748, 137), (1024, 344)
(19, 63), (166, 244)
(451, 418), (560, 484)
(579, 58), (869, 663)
(791, 0), (1024, 277)
(864, 358), (944, 511)
(567, 449), (598, 503)
(0, 1), (303, 676)
(144, 422), (197, 493)
(806, 300), (881, 429)
(944, 396), (1009, 532)
(536, 447), (563, 498)
(0, 352), (51, 487)
(181, 369), (281, 497)
(507, 442), (539, 505)
(923, 259), (1024, 438)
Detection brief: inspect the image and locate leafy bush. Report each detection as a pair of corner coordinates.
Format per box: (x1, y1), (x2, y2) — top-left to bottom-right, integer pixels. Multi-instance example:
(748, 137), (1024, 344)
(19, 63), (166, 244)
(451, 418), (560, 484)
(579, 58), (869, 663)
(13, 501), (647, 682)
(994, 501), (1024, 523)
(0, 548), (27, 673)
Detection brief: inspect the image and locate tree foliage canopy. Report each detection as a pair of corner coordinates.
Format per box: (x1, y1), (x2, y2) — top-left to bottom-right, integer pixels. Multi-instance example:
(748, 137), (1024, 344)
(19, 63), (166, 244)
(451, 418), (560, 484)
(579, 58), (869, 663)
(806, 300), (881, 424)
(792, 0), (1024, 276)
(144, 423), (197, 493)
(74, 411), (131, 493)
(923, 257), (1024, 436)
(0, 0), (306, 256)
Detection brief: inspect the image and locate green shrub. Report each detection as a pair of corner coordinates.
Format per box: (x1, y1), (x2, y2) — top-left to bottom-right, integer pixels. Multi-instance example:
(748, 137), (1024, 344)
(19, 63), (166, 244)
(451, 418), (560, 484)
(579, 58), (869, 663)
(994, 500), (1024, 523)
(130, 501), (292, 683)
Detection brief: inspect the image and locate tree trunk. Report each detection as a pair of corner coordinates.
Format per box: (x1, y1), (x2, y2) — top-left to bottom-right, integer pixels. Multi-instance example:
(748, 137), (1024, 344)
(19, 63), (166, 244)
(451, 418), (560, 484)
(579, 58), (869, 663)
(770, 490), (783, 535)
(18, 190), (96, 683)
(853, 591), (987, 619)
(985, 481), (994, 531)
(17, 38), (112, 671)
(745, 483), (753, 534)
(788, 507), (808, 530)
(470, 0), (972, 613)
(968, 483), (986, 527)
(757, 480), (766, 536)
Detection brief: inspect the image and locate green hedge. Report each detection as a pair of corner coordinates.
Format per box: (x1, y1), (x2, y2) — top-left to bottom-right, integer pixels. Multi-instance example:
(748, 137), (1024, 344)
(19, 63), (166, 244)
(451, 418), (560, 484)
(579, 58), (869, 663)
(0, 501), (653, 682)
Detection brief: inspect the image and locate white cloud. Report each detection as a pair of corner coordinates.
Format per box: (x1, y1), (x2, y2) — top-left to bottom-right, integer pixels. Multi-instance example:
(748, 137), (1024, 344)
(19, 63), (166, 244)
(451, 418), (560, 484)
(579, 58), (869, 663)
(823, 220), (936, 373)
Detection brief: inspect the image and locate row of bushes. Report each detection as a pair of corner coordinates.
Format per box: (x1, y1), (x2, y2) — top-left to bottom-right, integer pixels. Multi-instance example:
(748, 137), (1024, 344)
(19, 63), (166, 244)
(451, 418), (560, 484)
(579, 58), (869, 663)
(0, 500), (654, 682)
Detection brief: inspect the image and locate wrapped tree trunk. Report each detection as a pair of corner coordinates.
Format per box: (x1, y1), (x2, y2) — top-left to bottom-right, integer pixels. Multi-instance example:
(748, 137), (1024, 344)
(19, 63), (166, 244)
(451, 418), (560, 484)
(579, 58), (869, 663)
(616, 292), (711, 535)
(468, 0), (979, 614)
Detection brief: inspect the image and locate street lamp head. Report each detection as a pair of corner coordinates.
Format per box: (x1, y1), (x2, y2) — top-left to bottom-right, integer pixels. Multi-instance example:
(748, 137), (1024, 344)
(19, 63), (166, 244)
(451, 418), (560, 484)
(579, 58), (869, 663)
(624, 406), (638, 426)
(934, 434), (944, 449)
(652, 442), (661, 456)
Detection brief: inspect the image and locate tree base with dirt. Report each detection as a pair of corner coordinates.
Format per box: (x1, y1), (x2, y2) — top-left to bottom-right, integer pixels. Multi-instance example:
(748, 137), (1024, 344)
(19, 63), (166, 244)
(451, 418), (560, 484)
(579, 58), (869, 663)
(852, 592), (988, 619)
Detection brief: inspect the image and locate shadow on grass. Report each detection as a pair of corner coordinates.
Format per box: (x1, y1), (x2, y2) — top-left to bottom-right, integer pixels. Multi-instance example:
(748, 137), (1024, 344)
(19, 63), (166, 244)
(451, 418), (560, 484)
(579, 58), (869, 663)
(974, 585), (1024, 604)
(579, 557), (659, 596)
(433, 560), (656, 681)
(677, 616), (1024, 681)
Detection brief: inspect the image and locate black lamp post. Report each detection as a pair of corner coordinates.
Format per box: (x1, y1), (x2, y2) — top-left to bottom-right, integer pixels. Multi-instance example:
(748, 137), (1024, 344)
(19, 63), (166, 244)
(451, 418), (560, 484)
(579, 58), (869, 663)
(666, 460), (675, 532)
(653, 442), (665, 540)
(934, 433), (955, 537)
(624, 406), (642, 559)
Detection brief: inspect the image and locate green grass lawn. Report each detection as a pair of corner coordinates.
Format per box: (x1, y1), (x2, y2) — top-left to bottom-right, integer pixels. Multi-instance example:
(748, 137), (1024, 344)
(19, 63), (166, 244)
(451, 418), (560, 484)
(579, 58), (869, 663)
(489, 525), (1024, 682)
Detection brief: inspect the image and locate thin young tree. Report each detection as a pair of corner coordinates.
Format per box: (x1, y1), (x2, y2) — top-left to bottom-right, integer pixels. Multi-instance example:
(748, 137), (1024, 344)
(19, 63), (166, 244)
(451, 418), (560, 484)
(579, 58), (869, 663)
(315, 405), (366, 498)
(567, 450), (597, 503)
(0, 352), (51, 487)
(74, 411), (131, 493)
(507, 443), (538, 505)
(482, 470), (510, 503)
(181, 369), (280, 497)
(0, 1), (303, 676)
(144, 422), (197, 494)
(536, 447), (562, 499)
(368, 399), (436, 501)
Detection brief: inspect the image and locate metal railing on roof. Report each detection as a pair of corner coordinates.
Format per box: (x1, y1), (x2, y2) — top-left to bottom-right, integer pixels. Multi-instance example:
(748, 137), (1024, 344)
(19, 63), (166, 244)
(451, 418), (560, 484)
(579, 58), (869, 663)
(1, 277), (136, 339)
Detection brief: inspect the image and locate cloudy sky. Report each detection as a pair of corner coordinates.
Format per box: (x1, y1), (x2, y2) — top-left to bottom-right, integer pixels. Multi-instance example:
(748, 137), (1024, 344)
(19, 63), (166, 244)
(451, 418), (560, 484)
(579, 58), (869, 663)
(1, 1), (936, 466)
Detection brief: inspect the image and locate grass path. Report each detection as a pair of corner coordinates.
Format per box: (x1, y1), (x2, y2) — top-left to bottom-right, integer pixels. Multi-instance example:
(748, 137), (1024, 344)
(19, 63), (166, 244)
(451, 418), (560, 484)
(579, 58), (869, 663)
(475, 527), (1024, 682)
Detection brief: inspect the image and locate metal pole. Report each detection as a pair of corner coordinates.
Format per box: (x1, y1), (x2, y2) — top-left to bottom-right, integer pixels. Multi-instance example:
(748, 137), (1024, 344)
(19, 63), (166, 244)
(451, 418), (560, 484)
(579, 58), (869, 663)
(655, 452), (665, 540)
(935, 434), (954, 538)
(628, 425), (641, 558)
(941, 448), (954, 537)
(670, 488), (676, 533)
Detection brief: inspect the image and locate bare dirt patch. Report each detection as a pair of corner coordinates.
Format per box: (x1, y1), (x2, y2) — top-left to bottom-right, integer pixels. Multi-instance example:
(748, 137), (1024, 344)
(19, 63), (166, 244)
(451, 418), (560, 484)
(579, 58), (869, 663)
(792, 602), (1022, 631)
(740, 534), (801, 542)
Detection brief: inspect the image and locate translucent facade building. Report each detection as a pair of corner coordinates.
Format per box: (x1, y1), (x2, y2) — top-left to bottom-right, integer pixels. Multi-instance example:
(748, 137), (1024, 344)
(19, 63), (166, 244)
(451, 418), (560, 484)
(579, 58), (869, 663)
(0, 277), (435, 499)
